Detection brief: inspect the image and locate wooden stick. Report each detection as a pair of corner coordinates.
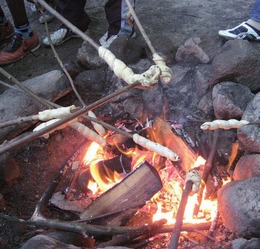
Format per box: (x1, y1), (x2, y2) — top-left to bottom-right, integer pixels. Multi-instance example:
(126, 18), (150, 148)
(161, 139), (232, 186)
(193, 130), (219, 217)
(0, 82), (140, 155)
(41, 9), (86, 107)
(96, 219), (167, 247)
(0, 67), (53, 108)
(31, 142), (85, 220)
(0, 212), (212, 238)
(168, 180), (193, 249)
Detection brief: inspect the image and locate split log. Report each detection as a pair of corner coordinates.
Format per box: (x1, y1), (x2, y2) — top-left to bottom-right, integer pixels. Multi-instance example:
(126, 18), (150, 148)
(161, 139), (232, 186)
(80, 161), (163, 226)
(151, 117), (198, 172)
(0, 70), (70, 144)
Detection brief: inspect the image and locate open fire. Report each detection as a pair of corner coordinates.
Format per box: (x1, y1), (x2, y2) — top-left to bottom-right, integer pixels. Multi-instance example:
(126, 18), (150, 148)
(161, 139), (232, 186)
(77, 122), (229, 231)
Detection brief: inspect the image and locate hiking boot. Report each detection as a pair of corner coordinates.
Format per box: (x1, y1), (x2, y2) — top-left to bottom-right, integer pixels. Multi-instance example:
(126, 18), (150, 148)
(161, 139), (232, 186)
(0, 32), (40, 65)
(218, 22), (260, 40)
(42, 26), (79, 46)
(99, 31), (136, 48)
(0, 20), (14, 43)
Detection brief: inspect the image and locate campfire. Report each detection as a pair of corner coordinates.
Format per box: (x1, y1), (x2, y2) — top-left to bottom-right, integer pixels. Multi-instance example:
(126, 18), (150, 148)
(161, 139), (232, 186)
(0, 1), (259, 248)
(15, 115), (228, 248)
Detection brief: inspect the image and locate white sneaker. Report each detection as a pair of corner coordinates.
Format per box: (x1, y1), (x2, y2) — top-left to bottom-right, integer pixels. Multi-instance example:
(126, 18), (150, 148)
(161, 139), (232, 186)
(30, 3), (37, 12)
(218, 22), (260, 40)
(99, 31), (136, 48)
(99, 32), (118, 48)
(39, 12), (55, 24)
(43, 27), (78, 46)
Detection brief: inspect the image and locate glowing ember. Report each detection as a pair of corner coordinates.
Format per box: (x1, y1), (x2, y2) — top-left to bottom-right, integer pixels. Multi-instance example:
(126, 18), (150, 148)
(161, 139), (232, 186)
(152, 202), (175, 224)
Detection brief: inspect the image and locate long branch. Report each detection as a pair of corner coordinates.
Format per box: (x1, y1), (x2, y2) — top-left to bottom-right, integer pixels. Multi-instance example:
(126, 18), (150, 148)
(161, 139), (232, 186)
(0, 82), (140, 155)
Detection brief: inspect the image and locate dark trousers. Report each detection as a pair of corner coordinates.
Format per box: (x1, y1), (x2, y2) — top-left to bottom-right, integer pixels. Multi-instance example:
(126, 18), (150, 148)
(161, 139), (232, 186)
(58, 0), (135, 35)
(5, 0), (29, 27)
(59, 0), (90, 31)
(105, 0), (135, 36)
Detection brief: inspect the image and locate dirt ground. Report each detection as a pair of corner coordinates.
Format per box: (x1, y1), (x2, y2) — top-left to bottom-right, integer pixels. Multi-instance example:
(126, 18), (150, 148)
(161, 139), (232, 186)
(0, 0), (255, 86)
(0, 0), (257, 248)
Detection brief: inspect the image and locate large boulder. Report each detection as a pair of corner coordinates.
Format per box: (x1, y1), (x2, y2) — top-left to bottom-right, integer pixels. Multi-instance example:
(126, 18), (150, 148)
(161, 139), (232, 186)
(218, 177), (260, 238)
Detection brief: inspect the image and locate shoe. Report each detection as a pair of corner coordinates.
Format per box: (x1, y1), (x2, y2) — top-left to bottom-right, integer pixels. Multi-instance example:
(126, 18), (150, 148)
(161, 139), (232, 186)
(0, 32), (40, 65)
(99, 31), (136, 48)
(39, 12), (55, 24)
(218, 21), (260, 40)
(43, 26), (79, 46)
(0, 20), (14, 43)
(99, 32), (118, 48)
(30, 3), (37, 12)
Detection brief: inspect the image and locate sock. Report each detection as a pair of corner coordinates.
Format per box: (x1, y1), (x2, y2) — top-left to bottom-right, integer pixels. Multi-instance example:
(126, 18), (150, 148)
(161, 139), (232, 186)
(14, 23), (33, 39)
(247, 19), (260, 32)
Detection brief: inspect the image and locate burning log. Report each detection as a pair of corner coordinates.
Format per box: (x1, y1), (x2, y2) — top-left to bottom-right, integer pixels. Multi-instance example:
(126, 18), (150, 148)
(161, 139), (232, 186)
(151, 117), (198, 173)
(80, 161), (163, 226)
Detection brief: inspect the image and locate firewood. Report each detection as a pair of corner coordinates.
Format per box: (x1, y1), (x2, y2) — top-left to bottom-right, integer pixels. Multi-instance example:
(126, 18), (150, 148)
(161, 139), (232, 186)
(80, 161), (163, 226)
(151, 117), (198, 172)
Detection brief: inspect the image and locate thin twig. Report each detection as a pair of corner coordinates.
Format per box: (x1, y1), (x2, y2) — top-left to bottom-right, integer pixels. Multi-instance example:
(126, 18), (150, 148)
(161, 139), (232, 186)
(0, 115), (39, 128)
(124, 0), (157, 55)
(97, 219), (167, 247)
(193, 130), (220, 217)
(0, 67), (52, 108)
(168, 180), (193, 249)
(41, 9), (86, 107)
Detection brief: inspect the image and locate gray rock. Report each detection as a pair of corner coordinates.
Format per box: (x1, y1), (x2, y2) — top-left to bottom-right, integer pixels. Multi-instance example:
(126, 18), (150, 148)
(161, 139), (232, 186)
(238, 93), (260, 153)
(233, 154), (260, 181)
(212, 82), (254, 119)
(175, 37), (210, 66)
(232, 238), (260, 249)
(218, 177), (260, 238)
(0, 70), (69, 143)
(109, 35), (144, 65)
(77, 42), (105, 69)
(209, 39), (260, 92)
(144, 35), (177, 66)
(20, 234), (80, 249)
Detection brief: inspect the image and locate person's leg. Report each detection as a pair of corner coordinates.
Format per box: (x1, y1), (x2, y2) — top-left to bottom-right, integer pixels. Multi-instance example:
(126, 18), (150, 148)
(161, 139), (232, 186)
(248, 0), (260, 29)
(0, 0), (40, 65)
(218, 0), (260, 41)
(105, 0), (135, 36)
(0, 6), (14, 43)
(0, 6), (5, 21)
(249, 0), (260, 22)
(59, 0), (90, 31)
(100, 0), (135, 47)
(43, 0), (91, 46)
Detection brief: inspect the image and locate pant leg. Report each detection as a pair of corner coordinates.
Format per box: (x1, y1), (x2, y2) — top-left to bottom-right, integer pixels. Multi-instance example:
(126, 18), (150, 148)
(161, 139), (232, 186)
(59, 0), (90, 31)
(6, 0), (29, 27)
(105, 0), (135, 36)
(249, 0), (260, 22)
(0, 7), (4, 18)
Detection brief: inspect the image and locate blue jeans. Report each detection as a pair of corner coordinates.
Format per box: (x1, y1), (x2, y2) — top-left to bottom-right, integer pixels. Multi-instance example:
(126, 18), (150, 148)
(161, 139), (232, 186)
(250, 0), (260, 22)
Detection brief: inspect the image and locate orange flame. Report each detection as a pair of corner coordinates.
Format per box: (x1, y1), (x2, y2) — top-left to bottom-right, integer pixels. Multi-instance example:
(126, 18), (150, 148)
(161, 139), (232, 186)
(82, 140), (230, 225)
